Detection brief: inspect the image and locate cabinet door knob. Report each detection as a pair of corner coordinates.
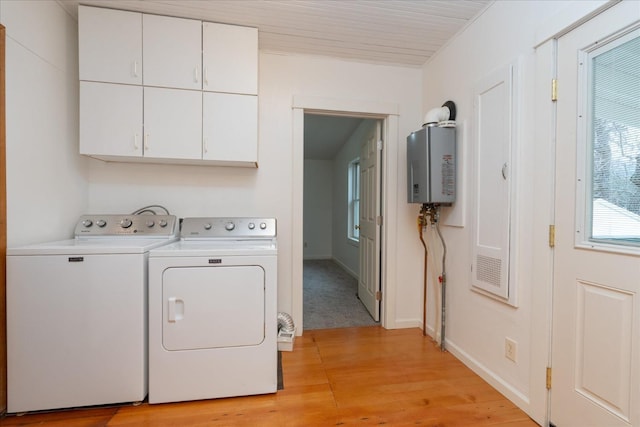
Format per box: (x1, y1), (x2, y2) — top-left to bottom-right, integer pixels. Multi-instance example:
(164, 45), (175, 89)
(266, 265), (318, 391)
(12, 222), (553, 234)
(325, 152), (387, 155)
(204, 67), (209, 86)
(134, 133), (139, 150)
(194, 67), (199, 83)
(133, 60), (139, 78)
(144, 133), (149, 151)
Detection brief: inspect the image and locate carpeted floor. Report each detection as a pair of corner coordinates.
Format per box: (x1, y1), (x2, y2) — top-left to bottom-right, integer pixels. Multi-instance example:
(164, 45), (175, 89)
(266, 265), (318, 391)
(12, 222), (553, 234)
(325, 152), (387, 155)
(303, 259), (379, 330)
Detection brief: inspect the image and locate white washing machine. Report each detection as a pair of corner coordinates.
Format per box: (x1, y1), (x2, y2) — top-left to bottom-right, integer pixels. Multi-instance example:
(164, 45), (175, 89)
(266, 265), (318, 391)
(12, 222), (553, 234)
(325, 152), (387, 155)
(148, 217), (278, 404)
(6, 214), (179, 413)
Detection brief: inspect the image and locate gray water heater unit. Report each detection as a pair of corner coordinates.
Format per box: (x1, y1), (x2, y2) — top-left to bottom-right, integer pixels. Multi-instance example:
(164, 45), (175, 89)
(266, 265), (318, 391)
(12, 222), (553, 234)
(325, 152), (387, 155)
(407, 125), (456, 205)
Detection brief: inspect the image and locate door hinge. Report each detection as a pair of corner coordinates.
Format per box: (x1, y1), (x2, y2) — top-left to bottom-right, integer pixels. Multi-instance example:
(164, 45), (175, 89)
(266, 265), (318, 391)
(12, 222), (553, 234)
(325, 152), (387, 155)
(376, 291), (382, 301)
(551, 79), (558, 102)
(549, 225), (555, 248)
(546, 367), (552, 390)
(376, 216), (383, 226)
(377, 139), (383, 151)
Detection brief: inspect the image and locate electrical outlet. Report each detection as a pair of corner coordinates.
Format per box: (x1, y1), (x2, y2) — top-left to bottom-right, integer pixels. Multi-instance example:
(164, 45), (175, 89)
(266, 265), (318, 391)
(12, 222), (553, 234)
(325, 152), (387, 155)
(505, 338), (517, 362)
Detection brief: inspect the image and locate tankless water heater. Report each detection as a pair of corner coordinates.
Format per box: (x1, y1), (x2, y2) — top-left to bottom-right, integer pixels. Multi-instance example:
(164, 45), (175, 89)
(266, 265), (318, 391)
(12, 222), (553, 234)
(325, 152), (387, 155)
(407, 125), (456, 205)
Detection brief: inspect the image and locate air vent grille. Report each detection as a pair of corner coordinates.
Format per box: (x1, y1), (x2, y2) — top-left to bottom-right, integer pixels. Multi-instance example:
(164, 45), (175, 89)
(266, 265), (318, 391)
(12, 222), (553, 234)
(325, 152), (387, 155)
(476, 254), (501, 287)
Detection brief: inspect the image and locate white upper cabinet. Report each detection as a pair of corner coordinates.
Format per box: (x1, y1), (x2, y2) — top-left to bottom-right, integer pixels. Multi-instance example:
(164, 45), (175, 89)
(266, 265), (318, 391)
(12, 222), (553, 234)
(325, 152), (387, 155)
(80, 82), (143, 158)
(203, 23), (258, 95)
(143, 14), (202, 90)
(143, 87), (203, 160)
(78, 6), (259, 166)
(203, 93), (258, 164)
(78, 6), (142, 84)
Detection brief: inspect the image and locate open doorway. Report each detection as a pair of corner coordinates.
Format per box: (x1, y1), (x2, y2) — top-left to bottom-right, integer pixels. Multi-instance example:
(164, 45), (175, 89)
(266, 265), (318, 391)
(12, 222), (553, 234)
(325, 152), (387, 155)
(291, 97), (400, 335)
(302, 114), (381, 330)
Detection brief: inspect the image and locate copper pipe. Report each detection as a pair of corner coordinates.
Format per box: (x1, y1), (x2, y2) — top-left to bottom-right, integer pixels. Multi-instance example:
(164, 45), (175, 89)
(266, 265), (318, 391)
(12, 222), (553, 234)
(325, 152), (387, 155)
(418, 205), (429, 337)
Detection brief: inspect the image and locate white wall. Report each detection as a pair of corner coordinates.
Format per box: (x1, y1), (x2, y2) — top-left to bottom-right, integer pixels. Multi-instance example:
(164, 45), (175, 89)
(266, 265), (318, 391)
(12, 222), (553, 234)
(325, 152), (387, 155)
(1, 0), (88, 246)
(303, 159), (332, 260)
(419, 1), (605, 423)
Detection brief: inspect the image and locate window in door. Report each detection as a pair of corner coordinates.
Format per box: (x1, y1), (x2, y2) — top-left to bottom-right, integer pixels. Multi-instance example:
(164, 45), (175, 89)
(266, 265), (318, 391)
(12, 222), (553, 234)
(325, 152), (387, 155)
(580, 29), (640, 248)
(348, 158), (360, 242)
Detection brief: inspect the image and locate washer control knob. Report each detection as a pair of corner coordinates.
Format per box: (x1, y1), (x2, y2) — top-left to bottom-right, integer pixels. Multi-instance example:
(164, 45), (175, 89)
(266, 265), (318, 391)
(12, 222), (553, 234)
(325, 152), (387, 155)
(225, 222), (235, 231)
(82, 219), (93, 228)
(158, 219), (168, 228)
(120, 218), (133, 229)
(204, 223), (212, 230)
(146, 220), (155, 228)
(260, 222), (267, 230)
(96, 219), (107, 228)
(248, 222), (255, 230)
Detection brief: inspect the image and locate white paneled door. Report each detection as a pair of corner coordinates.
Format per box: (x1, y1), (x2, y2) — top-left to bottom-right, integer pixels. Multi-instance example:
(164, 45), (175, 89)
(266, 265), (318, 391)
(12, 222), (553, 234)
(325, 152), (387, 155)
(358, 121), (381, 321)
(551, 2), (640, 426)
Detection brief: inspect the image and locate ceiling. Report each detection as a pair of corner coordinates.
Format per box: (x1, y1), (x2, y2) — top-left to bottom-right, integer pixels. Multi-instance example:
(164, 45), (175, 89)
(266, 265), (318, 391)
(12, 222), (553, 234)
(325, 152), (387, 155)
(59, 0), (490, 68)
(304, 115), (367, 160)
(58, 0), (490, 159)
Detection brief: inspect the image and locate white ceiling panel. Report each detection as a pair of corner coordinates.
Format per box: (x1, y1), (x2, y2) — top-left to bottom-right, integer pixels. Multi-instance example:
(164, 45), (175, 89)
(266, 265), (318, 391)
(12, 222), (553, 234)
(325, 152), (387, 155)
(58, 0), (490, 67)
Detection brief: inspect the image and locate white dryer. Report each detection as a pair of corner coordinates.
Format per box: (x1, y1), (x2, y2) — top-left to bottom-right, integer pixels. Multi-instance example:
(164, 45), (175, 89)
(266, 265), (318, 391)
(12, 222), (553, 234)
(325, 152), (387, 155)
(148, 217), (278, 404)
(6, 214), (178, 413)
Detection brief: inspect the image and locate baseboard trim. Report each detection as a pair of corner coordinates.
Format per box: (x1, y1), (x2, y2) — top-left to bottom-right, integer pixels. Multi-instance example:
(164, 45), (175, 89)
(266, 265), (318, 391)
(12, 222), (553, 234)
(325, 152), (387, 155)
(331, 257), (358, 279)
(390, 319), (421, 329)
(397, 323), (532, 418)
(444, 339), (531, 412)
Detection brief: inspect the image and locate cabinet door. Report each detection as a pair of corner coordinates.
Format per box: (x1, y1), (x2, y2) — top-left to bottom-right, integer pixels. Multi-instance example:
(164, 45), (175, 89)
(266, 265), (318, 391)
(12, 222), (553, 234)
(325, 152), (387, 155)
(143, 14), (202, 90)
(78, 6), (142, 85)
(203, 93), (257, 162)
(80, 82), (143, 158)
(202, 22), (258, 95)
(144, 87), (202, 160)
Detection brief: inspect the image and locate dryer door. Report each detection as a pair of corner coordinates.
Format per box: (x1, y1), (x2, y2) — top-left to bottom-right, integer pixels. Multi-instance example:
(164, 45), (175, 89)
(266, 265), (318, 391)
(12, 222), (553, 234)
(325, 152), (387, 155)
(162, 265), (265, 350)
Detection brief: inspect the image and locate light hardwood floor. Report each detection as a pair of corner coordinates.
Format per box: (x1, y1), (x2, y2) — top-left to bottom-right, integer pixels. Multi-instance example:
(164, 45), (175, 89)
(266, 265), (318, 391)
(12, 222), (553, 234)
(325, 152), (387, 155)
(0, 327), (539, 426)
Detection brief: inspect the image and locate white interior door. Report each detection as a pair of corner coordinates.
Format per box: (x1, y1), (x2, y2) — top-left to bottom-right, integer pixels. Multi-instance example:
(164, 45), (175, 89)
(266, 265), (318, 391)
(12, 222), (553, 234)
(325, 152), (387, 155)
(551, 3), (640, 426)
(358, 121), (381, 321)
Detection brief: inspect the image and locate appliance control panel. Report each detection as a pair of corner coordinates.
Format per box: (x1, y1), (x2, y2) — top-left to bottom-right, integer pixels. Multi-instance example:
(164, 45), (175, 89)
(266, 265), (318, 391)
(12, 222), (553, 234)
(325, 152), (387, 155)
(74, 215), (178, 237)
(181, 217), (277, 239)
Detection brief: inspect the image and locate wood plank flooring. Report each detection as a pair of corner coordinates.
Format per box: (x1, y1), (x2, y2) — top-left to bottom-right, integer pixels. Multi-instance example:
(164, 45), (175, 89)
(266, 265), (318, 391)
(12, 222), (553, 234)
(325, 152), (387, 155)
(0, 327), (539, 426)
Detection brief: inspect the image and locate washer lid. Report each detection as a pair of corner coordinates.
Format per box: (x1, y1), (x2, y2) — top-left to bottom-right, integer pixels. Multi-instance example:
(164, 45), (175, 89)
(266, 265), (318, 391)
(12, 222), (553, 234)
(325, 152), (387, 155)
(8, 237), (179, 256)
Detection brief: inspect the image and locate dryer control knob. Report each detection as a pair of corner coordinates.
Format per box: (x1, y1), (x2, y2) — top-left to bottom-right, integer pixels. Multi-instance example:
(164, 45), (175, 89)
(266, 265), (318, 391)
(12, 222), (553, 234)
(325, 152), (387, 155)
(120, 218), (133, 228)
(82, 219), (93, 228)
(248, 222), (255, 230)
(159, 219), (168, 228)
(204, 223), (212, 230)
(225, 222), (235, 231)
(96, 219), (107, 228)
(146, 220), (155, 228)
(260, 222), (267, 230)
